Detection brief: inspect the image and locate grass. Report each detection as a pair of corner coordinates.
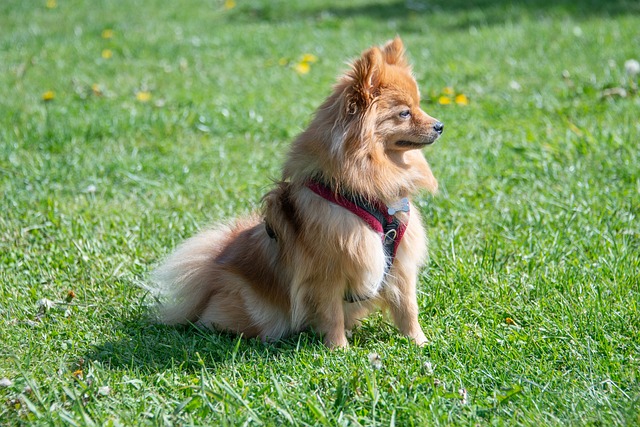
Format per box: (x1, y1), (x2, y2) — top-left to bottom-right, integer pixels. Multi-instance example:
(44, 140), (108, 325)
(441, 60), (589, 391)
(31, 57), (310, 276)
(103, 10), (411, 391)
(1, 0), (639, 425)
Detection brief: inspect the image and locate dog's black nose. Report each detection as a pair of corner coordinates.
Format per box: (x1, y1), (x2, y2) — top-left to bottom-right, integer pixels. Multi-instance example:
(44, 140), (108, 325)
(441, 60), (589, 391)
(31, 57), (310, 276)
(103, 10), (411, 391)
(434, 121), (444, 134)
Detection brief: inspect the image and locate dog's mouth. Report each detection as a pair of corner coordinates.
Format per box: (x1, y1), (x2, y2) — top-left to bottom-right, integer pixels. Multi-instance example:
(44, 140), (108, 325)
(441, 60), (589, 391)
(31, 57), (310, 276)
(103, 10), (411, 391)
(395, 136), (438, 148)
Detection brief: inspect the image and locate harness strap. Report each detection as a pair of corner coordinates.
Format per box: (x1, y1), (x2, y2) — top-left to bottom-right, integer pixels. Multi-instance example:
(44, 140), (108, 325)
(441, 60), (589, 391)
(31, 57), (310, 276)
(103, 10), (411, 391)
(263, 181), (410, 302)
(305, 181), (409, 303)
(306, 181), (407, 259)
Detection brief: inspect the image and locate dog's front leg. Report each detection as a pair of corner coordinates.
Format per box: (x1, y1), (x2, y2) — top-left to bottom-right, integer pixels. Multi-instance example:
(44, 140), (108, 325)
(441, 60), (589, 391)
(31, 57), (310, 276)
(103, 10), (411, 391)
(387, 268), (428, 346)
(312, 289), (348, 348)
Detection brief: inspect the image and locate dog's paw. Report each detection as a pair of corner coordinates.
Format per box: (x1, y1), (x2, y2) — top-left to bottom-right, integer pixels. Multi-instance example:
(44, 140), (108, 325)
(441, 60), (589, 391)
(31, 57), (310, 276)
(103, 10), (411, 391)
(324, 334), (349, 349)
(414, 337), (428, 347)
(411, 331), (428, 346)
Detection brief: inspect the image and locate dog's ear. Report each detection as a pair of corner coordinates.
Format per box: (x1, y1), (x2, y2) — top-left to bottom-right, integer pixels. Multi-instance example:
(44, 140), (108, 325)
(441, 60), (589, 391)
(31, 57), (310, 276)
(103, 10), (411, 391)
(382, 37), (409, 68)
(345, 47), (384, 114)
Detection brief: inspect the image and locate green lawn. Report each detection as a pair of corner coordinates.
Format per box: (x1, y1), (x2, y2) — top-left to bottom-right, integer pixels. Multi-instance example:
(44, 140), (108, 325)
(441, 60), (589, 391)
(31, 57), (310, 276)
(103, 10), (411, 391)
(1, 0), (639, 425)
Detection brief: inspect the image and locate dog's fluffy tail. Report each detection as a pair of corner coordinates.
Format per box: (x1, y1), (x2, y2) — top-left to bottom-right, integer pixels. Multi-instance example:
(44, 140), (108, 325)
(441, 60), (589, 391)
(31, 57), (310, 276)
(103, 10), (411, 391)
(151, 226), (230, 325)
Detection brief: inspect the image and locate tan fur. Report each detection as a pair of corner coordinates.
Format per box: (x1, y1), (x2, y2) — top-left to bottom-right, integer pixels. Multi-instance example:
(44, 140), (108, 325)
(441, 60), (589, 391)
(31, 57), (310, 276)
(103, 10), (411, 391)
(153, 37), (442, 348)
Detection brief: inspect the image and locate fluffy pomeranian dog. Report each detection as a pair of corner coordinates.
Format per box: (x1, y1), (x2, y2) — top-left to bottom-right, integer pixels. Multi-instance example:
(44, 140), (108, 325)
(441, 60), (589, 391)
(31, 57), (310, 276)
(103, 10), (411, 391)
(153, 37), (443, 348)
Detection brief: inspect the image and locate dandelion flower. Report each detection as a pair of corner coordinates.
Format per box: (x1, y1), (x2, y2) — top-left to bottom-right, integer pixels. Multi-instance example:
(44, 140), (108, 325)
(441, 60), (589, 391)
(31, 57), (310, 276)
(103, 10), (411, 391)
(136, 91), (152, 102)
(101, 29), (114, 39)
(625, 59), (640, 77)
(224, 0), (236, 10)
(91, 83), (103, 96)
(46, 0), (57, 9)
(42, 90), (55, 102)
(454, 94), (469, 105)
(294, 62), (311, 75)
(293, 53), (318, 75)
(442, 86), (455, 96)
(438, 96), (451, 105)
(101, 49), (113, 59)
(301, 53), (318, 63)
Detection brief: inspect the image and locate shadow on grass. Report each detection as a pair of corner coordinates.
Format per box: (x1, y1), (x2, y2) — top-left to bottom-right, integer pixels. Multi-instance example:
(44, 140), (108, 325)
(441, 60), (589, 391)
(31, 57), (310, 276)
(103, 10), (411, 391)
(86, 309), (406, 372)
(228, 0), (639, 28)
(326, 0), (639, 19)
(87, 312), (325, 372)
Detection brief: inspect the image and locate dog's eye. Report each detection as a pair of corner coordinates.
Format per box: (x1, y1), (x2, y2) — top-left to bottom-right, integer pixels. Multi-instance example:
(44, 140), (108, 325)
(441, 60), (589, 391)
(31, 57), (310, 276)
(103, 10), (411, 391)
(399, 110), (411, 119)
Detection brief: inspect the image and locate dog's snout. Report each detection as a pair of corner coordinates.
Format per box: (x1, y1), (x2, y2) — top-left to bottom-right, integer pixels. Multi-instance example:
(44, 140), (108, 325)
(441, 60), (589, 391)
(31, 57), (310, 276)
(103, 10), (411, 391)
(433, 121), (444, 135)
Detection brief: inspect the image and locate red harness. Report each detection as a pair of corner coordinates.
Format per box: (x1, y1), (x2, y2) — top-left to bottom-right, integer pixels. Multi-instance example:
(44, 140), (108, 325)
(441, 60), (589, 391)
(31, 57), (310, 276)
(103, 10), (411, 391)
(306, 181), (409, 301)
(264, 180), (410, 302)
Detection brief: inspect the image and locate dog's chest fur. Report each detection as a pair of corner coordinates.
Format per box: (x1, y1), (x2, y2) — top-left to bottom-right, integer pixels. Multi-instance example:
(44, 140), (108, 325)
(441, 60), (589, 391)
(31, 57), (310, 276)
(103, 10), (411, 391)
(280, 186), (403, 299)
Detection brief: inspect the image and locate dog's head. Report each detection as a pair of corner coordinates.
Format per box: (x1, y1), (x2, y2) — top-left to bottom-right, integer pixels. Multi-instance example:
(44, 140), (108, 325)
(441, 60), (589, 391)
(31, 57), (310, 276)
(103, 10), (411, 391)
(285, 37), (440, 199)
(342, 37), (443, 153)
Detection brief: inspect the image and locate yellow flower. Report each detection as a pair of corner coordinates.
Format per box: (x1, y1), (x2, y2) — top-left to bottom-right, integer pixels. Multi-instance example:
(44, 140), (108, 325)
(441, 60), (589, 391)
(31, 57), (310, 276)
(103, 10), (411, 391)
(91, 84), (103, 96)
(101, 49), (113, 59)
(46, 0), (57, 9)
(301, 53), (318, 63)
(438, 96), (451, 105)
(454, 94), (469, 105)
(136, 91), (152, 102)
(42, 90), (55, 102)
(442, 86), (455, 96)
(224, 0), (236, 10)
(101, 29), (114, 39)
(294, 62), (311, 75)
(505, 317), (516, 326)
(293, 53), (319, 75)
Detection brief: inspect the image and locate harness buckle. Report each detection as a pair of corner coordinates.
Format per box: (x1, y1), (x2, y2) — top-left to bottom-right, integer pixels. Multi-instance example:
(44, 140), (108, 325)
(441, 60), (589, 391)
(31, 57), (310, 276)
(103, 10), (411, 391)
(384, 229), (397, 244)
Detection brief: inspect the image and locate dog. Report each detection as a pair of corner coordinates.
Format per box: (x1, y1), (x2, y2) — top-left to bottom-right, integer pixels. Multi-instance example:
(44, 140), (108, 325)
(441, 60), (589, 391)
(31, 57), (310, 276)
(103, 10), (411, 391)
(153, 37), (443, 348)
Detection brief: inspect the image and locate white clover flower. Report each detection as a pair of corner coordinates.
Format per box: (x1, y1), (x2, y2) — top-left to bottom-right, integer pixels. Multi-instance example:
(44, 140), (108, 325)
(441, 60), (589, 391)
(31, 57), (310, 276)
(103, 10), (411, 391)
(37, 298), (56, 311)
(459, 387), (468, 405)
(368, 352), (382, 370)
(625, 59), (640, 77)
(423, 361), (434, 376)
